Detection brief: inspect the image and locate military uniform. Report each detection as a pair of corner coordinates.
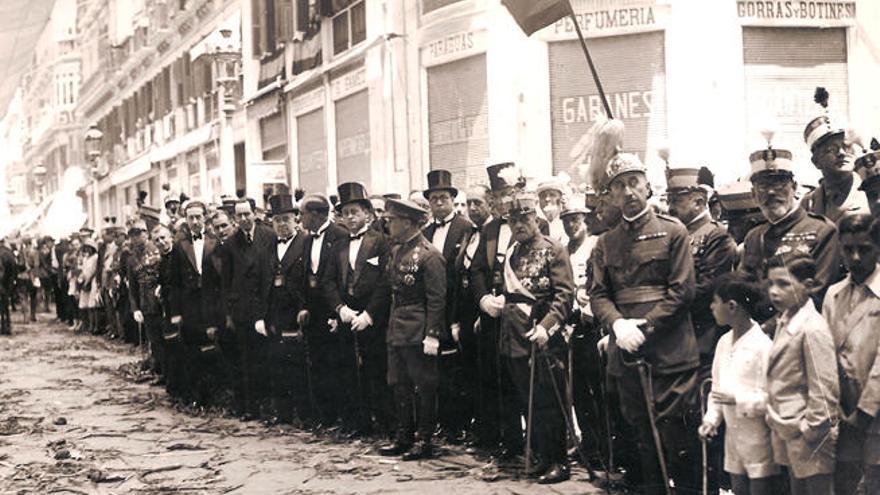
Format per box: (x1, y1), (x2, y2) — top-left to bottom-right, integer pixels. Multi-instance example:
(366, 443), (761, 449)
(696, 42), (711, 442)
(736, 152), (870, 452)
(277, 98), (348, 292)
(590, 153), (700, 494)
(500, 209), (575, 481)
(854, 139), (880, 217)
(383, 201), (446, 456)
(126, 234), (166, 377)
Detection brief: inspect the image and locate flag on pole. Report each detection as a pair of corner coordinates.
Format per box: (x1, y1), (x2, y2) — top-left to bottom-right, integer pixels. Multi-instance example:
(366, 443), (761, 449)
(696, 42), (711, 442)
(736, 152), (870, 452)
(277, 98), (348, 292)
(502, 0), (573, 36)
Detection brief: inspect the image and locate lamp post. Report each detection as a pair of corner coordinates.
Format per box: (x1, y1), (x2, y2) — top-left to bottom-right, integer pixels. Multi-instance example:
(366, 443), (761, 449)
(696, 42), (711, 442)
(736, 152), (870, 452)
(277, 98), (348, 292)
(209, 28), (241, 197)
(84, 125), (104, 228)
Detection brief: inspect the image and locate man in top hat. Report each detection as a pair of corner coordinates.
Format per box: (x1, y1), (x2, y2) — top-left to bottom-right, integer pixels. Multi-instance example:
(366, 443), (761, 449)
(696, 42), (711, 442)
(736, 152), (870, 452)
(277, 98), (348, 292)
(421, 169), (475, 442)
(220, 199), (276, 418)
(377, 199), (446, 461)
(854, 137), (880, 217)
(469, 162), (550, 457)
(168, 199), (225, 406)
(801, 87), (868, 222)
(589, 152), (701, 494)
(263, 193), (310, 424)
(740, 132), (842, 307)
(497, 191), (574, 483)
(665, 165), (736, 376)
(322, 182), (392, 434)
(298, 193), (349, 425)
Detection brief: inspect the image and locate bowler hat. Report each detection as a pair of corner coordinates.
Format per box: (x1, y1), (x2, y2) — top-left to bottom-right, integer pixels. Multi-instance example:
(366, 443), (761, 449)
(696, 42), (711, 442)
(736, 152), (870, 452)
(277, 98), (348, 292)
(423, 170), (458, 199)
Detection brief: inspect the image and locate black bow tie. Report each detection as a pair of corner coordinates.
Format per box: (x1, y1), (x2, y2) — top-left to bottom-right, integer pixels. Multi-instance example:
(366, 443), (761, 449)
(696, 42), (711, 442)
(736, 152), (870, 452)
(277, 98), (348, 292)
(310, 231), (322, 239)
(350, 231), (367, 241)
(192, 232), (203, 241)
(277, 237), (292, 245)
(435, 218), (451, 228)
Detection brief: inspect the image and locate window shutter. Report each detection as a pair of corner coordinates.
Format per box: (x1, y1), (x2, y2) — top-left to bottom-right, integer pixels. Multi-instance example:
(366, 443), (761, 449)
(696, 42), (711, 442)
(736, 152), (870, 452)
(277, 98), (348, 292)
(296, 0), (309, 32)
(252, 0), (264, 56)
(183, 52), (194, 102)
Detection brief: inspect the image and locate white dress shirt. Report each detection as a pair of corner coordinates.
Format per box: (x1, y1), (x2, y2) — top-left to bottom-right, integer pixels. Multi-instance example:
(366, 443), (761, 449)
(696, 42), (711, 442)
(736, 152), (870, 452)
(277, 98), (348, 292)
(430, 212), (456, 253)
(497, 221), (512, 258)
(277, 232), (296, 261)
(349, 226), (368, 270)
(310, 220), (331, 273)
(192, 231), (204, 274)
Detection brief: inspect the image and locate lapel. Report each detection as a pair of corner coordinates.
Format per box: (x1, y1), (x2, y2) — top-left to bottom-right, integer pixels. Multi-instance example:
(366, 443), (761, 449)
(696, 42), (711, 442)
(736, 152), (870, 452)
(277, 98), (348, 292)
(279, 233), (302, 269)
(768, 301), (813, 368)
(486, 219), (500, 270)
(352, 231), (376, 288)
(443, 216), (463, 261)
(423, 223), (437, 243)
(180, 238), (198, 273)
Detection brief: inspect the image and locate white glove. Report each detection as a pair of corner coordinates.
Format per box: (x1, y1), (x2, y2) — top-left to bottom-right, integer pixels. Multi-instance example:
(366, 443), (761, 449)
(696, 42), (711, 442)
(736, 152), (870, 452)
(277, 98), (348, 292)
(132, 310), (144, 324)
(255, 320), (267, 336)
(612, 318), (647, 353)
(206, 327), (218, 340)
(451, 322), (461, 343)
(170, 315), (182, 325)
(338, 305), (358, 324)
(525, 324), (550, 347)
(352, 312), (372, 332)
(576, 288), (590, 308)
(597, 334), (610, 354)
(154, 286), (162, 298)
(328, 319), (339, 333)
(423, 336), (440, 356)
(479, 295), (505, 318)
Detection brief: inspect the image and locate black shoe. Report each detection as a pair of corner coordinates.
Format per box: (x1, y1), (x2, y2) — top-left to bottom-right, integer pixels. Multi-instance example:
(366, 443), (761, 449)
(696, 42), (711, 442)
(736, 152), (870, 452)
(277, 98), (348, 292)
(378, 441), (412, 457)
(492, 446), (523, 461)
(538, 463), (570, 484)
(526, 459), (550, 478)
(401, 441), (434, 461)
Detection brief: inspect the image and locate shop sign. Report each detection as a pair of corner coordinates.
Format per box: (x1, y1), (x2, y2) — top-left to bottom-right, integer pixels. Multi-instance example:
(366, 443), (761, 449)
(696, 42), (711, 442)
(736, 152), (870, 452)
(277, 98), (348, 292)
(541, 0), (668, 41)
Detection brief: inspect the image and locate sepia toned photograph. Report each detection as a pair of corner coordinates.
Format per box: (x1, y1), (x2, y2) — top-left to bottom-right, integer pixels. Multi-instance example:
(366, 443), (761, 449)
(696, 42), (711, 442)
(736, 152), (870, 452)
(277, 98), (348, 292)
(0, 0), (878, 493)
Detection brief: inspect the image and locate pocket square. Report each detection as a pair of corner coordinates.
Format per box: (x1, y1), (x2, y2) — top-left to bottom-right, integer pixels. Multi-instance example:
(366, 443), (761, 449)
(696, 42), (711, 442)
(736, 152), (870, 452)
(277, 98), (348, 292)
(367, 256), (379, 266)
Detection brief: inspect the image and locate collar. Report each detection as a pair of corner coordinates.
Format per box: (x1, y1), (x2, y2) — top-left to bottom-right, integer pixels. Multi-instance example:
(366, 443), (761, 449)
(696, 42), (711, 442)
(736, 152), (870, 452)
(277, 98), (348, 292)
(622, 206), (650, 224)
(277, 232), (296, 245)
(350, 226), (369, 240)
(434, 212), (456, 227)
(311, 220), (331, 238)
(767, 204), (802, 226)
(843, 264), (880, 299)
(686, 210), (711, 230)
(402, 230), (422, 246)
(781, 299), (818, 335)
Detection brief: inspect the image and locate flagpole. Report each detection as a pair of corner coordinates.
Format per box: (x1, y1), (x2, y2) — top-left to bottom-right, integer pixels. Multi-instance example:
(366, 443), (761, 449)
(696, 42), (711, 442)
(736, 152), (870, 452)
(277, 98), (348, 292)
(567, 11), (613, 119)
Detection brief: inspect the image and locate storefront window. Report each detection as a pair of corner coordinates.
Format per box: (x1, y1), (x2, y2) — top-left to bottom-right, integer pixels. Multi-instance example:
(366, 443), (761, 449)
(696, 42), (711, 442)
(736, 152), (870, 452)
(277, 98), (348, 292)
(297, 108), (328, 194)
(335, 90), (371, 185)
(422, 0), (464, 15)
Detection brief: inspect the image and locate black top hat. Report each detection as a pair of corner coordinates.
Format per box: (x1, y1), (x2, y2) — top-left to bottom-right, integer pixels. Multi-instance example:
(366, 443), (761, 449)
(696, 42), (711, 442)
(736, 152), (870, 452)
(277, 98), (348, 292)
(487, 162), (524, 192)
(268, 194), (297, 216)
(423, 169), (458, 199)
(337, 182), (372, 210)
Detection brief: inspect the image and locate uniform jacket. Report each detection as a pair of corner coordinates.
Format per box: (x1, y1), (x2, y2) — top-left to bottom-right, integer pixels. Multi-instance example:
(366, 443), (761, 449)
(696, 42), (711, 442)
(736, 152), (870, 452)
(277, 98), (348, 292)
(266, 231), (309, 333)
(322, 227), (391, 328)
(423, 213), (474, 332)
(801, 173), (869, 223)
(302, 222), (348, 339)
(590, 210), (699, 376)
(687, 213), (737, 357)
(765, 299), (839, 478)
(823, 267), (880, 429)
(169, 231), (224, 340)
(470, 216), (550, 304)
(499, 234), (574, 358)
(220, 226), (275, 324)
(740, 206), (842, 305)
(386, 233), (446, 347)
(126, 241), (163, 316)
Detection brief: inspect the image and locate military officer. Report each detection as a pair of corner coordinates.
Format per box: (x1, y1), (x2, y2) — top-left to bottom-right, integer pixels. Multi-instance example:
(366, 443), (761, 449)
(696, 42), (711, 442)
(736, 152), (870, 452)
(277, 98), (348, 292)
(126, 219), (166, 379)
(422, 169), (475, 443)
(800, 87), (868, 222)
(665, 165), (736, 375)
(715, 180), (767, 248)
(536, 177), (569, 244)
(589, 152), (701, 494)
(499, 191), (574, 483)
(378, 199), (446, 461)
(853, 137), (880, 217)
(322, 182), (392, 435)
(740, 131), (843, 307)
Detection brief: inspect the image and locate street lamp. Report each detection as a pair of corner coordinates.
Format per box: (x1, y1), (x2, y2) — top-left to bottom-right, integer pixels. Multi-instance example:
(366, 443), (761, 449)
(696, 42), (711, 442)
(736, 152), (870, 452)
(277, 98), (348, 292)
(84, 125), (104, 228)
(208, 27), (241, 198)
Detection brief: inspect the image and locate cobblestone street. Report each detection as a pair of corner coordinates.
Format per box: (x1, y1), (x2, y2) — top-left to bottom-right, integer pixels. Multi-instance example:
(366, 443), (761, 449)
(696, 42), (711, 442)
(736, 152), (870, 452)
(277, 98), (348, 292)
(0, 314), (613, 494)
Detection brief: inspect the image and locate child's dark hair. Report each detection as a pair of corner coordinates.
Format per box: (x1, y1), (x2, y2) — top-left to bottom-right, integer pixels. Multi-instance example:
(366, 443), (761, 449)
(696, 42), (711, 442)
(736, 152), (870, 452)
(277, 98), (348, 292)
(766, 252), (816, 283)
(713, 272), (764, 320)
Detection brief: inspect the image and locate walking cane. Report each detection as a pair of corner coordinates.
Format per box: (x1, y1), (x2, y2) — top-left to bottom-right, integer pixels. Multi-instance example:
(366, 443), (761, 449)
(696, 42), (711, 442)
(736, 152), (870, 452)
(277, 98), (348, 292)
(624, 356), (672, 495)
(524, 339), (537, 475)
(299, 312), (321, 420)
(137, 320), (146, 358)
(699, 378), (713, 495)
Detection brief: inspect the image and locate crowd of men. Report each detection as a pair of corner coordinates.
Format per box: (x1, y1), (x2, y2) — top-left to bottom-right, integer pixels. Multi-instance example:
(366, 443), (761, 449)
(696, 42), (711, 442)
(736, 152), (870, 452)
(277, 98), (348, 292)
(1, 87), (880, 493)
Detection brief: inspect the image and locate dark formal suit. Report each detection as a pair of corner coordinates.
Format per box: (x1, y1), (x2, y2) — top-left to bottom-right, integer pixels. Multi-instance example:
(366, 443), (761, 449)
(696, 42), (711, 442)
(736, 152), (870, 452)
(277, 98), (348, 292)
(302, 220), (349, 423)
(322, 227), (392, 433)
(168, 229), (224, 404)
(220, 225), (276, 415)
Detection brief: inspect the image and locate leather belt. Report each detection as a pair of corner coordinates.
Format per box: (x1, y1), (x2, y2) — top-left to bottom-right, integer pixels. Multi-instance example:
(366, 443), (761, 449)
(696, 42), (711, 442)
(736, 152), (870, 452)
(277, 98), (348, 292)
(615, 285), (667, 305)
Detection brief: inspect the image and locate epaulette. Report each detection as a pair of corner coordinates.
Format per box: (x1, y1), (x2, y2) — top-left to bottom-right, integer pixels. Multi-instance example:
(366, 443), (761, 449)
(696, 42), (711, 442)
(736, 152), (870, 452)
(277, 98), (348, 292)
(805, 211), (836, 226)
(656, 213), (684, 226)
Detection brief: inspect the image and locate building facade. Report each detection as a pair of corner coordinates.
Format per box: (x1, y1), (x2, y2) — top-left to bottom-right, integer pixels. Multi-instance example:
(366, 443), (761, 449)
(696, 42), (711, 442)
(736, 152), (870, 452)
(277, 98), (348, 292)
(241, 0), (880, 201)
